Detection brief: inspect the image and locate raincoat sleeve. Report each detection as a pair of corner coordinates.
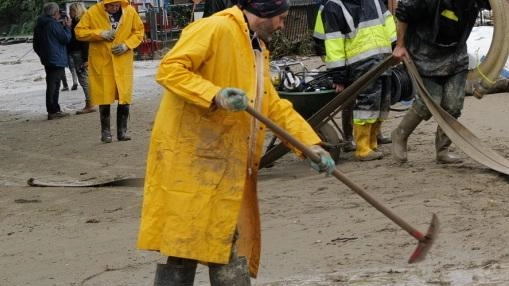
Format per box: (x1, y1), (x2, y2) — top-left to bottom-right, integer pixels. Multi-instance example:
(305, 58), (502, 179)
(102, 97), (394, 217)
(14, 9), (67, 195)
(155, 21), (224, 108)
(266, 83), (322, 158)
(74, 9), (109, 42)
(123, 7), (145, 50)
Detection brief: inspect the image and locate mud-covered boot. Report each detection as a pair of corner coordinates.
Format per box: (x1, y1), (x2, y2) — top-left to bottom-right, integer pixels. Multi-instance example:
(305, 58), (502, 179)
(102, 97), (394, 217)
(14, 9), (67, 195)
(341, 107), (356, 152)
(391, 108), (422, 162)
(117, 104), (131, 141)
(154, 257), (197, 286)
(435, 126), (462, 164)
(209, 255), (251, 286)
(99, 105), (112, 143)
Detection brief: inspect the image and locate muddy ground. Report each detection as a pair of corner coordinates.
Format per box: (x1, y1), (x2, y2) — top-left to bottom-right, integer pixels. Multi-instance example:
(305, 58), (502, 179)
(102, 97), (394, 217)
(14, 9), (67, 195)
(1, 43), (509, 285)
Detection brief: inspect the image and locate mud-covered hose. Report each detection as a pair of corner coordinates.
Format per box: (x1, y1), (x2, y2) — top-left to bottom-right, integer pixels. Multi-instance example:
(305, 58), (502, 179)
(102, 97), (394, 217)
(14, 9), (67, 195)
(467, 0), (509, 95)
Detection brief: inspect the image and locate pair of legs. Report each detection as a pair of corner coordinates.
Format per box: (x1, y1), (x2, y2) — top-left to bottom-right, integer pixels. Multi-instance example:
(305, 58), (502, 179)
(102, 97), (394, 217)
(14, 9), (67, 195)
(99, 104), (131, 143)
(345, 74), (391, 160)
(70, 51), (95, 114)
(60, 55), (78, 91)
(341, 103), (391, 153)
(154, 233), (251, 286)
(45, 66), (69, 120)
(391, 71), (466, 164)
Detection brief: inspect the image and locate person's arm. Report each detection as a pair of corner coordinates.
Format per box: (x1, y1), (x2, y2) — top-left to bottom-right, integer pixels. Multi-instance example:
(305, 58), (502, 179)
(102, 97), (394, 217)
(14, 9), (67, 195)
(392, 20), (409, 61)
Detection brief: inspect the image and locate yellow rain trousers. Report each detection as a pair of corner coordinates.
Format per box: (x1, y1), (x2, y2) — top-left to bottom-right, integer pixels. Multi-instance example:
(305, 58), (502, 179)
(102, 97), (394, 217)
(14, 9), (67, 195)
(136, 7), (321, 277)
(75, 0), (144, 105)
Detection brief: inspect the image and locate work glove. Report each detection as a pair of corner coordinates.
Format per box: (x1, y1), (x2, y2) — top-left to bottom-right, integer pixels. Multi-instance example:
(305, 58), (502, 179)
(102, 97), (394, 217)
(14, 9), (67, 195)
(214, 88), (248, 111)
(308, 145), (336, 175)
(112, 43), (129, 55)
(100, 29), (116, 41)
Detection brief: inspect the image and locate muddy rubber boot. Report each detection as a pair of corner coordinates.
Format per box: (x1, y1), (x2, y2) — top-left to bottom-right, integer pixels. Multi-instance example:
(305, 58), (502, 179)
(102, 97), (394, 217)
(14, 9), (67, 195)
(354, 123), (383, 161)
(391, 108), (422, 162)
(117, 104), (131, 141)
(99, 105), (112, 143)
(341, 107), (356, 152)
(209, 256), (251, 286)
(154, 257), (197, 286)
(435, 126), (463, 164)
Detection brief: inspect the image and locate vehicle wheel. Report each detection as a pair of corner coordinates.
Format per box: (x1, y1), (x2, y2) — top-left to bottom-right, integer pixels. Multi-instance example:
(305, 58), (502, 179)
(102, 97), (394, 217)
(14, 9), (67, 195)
(317, 123), (341, 163)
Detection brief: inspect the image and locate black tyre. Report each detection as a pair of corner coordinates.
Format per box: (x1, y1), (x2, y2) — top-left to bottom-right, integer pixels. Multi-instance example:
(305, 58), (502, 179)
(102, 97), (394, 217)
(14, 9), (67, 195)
(317, 123), (341, 163)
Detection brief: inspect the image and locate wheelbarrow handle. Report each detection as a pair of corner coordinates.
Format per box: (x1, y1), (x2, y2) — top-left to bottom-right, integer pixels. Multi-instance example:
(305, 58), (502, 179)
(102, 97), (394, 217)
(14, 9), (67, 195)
(245, 105), (425, 242)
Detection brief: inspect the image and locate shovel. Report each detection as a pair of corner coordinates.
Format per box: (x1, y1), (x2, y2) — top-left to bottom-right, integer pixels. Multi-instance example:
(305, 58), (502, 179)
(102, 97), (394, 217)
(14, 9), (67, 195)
(245, 106), (438, 263)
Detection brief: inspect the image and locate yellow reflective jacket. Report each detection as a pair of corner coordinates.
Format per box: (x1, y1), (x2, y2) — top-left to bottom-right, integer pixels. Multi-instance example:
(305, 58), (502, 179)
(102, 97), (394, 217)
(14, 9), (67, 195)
(137, 6), (321, 277)
(75, 0), (144, 105)
(313, 0), (396, 69)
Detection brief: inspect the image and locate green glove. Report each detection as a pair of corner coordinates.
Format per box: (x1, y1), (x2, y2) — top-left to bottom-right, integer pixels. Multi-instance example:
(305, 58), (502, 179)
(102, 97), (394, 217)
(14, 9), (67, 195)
(308, 145), (336, 175)
(112, 43), (128, 55)
(214, 88), (248, 111)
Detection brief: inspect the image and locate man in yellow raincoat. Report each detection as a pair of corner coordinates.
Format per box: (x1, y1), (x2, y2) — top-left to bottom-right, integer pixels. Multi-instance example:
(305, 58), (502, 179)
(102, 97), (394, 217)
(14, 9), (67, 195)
(137, 0), (336, 284)
(75, 0), (144, 143)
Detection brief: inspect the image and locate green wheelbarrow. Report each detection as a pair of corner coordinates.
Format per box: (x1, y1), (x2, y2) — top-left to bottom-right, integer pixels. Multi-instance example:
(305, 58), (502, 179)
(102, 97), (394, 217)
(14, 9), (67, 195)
(261, 89), (345, 168)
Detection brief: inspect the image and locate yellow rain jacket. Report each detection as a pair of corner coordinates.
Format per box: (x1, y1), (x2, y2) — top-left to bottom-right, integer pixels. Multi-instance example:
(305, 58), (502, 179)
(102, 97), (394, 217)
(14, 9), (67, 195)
(75, 0), (144, 105)
(137, 6), (321, 277)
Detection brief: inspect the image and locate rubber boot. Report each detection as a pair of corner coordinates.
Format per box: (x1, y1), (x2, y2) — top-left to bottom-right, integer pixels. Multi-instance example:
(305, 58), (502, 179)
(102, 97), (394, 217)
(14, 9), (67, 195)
(209, 256), (251, 286)
(435, 126), (463, 164)
(341, 107), (356, 152)
(99, 105), (112, 143)
(154, 257), (197, 286)
(117, 104), (131, 141)
(354, 123), (383, 161)
(391, 108), (422, 162)
(376, 122), (392, 145)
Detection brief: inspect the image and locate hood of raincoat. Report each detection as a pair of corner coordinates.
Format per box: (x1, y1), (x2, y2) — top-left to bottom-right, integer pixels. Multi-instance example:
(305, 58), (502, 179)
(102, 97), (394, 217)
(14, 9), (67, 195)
(103, 0), (130, 8)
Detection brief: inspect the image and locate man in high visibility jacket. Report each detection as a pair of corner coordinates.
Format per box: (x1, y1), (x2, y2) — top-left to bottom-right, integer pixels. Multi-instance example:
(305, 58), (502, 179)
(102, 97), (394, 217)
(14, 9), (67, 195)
(391, 0), (491, 164)
(313, 0), (397, 161)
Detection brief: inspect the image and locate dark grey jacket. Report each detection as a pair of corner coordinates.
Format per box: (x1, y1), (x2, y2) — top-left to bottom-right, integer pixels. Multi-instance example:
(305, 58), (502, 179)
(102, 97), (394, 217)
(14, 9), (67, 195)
(395, 0), (490, 76)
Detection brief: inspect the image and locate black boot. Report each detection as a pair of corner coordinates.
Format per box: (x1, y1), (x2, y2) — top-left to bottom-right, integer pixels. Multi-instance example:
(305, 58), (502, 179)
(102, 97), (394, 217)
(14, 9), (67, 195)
(117, 104), (131, 141)
(209, 256), (251, 286)
(154, 257), (197, 286)
(341, 105), (356, 152)
(99, 105), (112, 143)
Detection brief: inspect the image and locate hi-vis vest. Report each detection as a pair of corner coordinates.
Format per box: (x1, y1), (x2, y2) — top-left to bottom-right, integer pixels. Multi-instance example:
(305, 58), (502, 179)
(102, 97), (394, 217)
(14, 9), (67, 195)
(313, 0), (397, 69)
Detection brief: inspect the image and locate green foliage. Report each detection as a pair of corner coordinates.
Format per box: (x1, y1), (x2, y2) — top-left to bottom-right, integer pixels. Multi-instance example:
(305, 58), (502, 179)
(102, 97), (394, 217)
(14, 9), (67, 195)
(0, 0), (67, 36)
(269, 30), (316, 60)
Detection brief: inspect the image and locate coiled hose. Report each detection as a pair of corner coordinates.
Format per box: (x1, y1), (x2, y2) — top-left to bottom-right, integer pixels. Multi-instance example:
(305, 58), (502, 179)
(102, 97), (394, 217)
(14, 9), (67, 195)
(467, 0), (509, 96)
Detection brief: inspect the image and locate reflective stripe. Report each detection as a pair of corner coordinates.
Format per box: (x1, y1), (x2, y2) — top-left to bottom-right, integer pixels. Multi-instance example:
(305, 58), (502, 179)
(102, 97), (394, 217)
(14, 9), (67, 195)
(373, 0), (385, 26)
(313, 5), (325, 40)
(441, 9), (459, 21)
(353, 116), (379, 124)
(330, 0), (355, 32)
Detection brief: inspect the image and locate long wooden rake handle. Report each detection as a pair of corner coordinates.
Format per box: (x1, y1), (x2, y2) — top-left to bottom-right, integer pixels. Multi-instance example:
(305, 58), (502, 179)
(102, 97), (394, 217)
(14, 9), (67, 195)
(246, 106), (427, 242)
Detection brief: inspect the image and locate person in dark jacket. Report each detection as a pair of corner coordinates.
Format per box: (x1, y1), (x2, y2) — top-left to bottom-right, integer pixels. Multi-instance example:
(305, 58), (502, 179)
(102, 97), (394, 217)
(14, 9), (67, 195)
(69, 2), (95, 114)
(33, 2), (72, 120)
(391, 0), (491, 164)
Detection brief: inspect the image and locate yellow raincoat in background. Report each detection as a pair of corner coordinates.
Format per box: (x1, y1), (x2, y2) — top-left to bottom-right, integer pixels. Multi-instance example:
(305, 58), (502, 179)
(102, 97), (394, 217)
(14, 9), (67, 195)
(75, 0), (144, 105)
(137, 7), (321, 277)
